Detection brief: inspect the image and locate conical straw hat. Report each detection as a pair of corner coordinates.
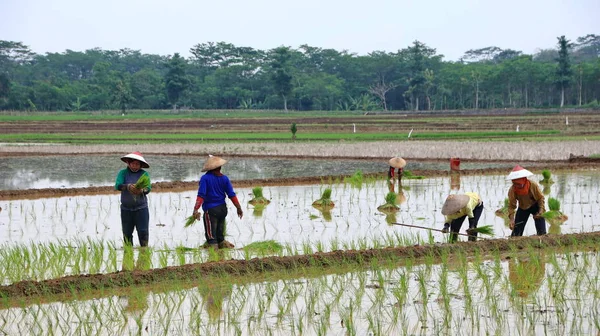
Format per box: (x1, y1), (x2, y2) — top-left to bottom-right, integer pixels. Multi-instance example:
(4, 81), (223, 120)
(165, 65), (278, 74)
(121, 151), (149, 168)
(388, 157), (406, 168)
(441, 194), (470, 215)
(506, 165), (533, 180)
(202, 155), (228, 172)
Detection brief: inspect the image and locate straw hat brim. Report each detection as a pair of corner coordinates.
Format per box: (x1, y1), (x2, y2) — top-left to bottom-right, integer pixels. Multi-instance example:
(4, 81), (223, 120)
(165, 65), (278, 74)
(388, 157), (406, 168)
(506, 169), (533, 180)
(121, 153), (149, 168)
(441, 194), (470, 215)
(202, 156), (227, 172)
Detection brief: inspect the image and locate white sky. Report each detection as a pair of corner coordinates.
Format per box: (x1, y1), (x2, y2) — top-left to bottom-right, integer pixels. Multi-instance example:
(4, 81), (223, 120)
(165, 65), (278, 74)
(1, 0), (598, 61)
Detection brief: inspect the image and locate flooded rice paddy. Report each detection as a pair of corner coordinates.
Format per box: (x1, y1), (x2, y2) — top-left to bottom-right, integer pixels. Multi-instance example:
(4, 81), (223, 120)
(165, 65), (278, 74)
(0, 171), (598, 277)
(0, 155), (528, 190)
(1, 156), (599, 335)
(0, 249), (598, 335)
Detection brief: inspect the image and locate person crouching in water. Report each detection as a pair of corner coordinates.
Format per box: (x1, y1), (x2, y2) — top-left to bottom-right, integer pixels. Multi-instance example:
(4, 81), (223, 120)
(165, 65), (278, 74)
(506, 165), (546, 236)
(441, 192), (484, 242)
(388, 157), (406, 185)
(192, 155), (243, 250)
(115, 152), (152, 247)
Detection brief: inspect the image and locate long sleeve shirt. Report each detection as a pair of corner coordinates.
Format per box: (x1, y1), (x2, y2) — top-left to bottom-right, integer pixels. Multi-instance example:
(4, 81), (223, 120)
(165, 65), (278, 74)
(444, 192), (481, 224)
(196, 172), (237, 211)
(114, 168), (151, 211)
(507, 181), (545, 220)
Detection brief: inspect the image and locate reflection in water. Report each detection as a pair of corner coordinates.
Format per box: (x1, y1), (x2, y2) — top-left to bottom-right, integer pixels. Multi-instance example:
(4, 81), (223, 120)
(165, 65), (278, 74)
(450, 172), (461, 190)
(541, 182), (553, 195)
(198, 283), (233, 322)
(252, 204), (266, 217)
(318, 208), (333, 221)
(508, 254), (546, 298)
(548, 223), (562, 235)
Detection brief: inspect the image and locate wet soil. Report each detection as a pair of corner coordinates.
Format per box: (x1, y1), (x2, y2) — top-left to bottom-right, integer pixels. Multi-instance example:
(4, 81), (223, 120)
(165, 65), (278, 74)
(2, 231), (599, 299)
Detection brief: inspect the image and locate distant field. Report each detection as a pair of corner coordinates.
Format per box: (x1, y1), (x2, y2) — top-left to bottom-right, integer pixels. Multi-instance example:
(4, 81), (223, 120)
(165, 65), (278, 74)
(0, 109), (599, 143)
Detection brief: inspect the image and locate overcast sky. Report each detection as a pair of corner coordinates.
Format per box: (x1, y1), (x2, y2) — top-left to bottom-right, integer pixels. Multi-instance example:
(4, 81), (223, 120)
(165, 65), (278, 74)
(1, 0), (598, 61)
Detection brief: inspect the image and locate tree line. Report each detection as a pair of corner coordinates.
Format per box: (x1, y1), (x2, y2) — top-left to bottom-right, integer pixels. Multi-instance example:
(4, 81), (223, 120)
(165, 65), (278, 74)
(0, 34), (598, 112)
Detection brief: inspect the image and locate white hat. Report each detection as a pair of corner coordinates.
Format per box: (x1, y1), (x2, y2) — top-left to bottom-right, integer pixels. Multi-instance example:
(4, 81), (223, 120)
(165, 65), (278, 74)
(506, 165), (533, 180)
(388, 157), (406, 168)
(441, 194), (470, 215)
(121, 151), (149, 168)
(202, 155), (227, 172)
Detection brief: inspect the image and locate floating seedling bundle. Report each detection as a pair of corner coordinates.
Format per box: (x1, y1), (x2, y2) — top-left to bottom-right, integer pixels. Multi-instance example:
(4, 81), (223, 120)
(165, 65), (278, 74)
(312, 188), (335, 209)
(248, 187), (270, 206)
(542, 197), (568, 224)
(377, 192), (400, 213)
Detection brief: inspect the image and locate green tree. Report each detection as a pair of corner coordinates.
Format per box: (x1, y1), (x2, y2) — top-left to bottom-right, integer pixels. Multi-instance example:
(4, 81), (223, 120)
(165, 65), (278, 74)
(269, 47), (293, 111)
(556, 36), (573, 107)
(165, 53), (190, 111)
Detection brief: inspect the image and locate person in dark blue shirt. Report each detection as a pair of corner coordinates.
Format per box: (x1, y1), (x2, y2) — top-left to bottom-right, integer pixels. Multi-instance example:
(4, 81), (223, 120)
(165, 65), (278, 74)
(192, 155), (243, 250)
(114, 152), (151, 247)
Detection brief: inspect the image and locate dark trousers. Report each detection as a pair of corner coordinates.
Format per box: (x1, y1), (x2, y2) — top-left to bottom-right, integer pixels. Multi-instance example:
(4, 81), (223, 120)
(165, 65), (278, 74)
(203, 203), (228, 245)
(449, 202), (484, 242)
(121, 207), (149, 247)
(511, 203), (546, 237)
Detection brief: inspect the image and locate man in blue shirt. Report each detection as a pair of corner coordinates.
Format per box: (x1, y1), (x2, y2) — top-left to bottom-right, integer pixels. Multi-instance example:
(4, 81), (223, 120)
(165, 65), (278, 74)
(192, 155), (243, 250)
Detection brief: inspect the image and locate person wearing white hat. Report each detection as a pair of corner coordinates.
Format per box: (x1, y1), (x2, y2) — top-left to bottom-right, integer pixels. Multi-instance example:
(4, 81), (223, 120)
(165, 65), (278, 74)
(115, 151), (152, 247)
(506, 165), (546, 236)
(440, 192), (484, 242)
(192, 155), (243, 250)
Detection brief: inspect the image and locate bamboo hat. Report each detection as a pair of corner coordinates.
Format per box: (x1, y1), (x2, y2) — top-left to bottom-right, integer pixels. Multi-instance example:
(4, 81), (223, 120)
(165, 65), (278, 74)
(202, 155), (228, 172)
(121, 151), (149, 168)
(506, 165), (533, 180)
(441, 194), (470, 215)
(388, 157), (407, 169)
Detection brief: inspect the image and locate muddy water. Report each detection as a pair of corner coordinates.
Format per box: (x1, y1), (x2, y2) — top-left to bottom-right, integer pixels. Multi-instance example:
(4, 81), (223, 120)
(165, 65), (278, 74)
(0, 250), (597, 335)
(0, 155), (524, 190)
(1, 171), (598, 251)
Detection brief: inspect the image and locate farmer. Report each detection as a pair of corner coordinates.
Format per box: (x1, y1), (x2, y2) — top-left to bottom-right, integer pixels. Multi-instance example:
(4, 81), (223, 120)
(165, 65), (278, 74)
(192, 155), (243, 250)
(388, 157), (406, 183)
(115, 151), (152, 247)
(506, 165), (546, 236)
(441, 192), (484, 242)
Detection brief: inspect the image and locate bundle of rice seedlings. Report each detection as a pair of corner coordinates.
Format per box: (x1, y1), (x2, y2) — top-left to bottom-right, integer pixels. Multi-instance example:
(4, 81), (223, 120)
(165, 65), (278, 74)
(184, 215), (196, 228)
(312, 188), (335, 209)
(466, 225), (495, 236)
(539, 169), (554, 184)
(495, 198), (509, 217)
(134, 174), (151, 189)
(377, 192), (400, 213)
(248, 187), (271, 205)
(542, 197), (568, 223)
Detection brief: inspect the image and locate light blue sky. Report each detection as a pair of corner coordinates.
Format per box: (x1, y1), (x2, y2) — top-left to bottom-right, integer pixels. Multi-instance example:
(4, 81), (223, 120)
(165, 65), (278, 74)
(1, 0), (598, 60)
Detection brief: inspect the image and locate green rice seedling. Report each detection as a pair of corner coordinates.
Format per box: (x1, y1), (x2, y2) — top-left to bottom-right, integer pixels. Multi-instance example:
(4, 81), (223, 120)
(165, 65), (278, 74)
(312, 188), (335, 209)
(402, 170), (425, 179)
(495, 198), (509, 217)
(344, 170), (363, 188)
(539, 169), (554, 184)
(468, 225), (495, 236)
(134, 174), (151, 190)
(542, 197), (569, 223)
(377, 192), (399, 213)
(184, 215), (196, 228)
(242, 240), (283, 256)
(248, 187), (271, 206)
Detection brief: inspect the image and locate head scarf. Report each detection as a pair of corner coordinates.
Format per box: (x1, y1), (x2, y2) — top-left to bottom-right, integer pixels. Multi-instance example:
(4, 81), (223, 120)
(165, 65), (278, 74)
(512, 177), (530, 196)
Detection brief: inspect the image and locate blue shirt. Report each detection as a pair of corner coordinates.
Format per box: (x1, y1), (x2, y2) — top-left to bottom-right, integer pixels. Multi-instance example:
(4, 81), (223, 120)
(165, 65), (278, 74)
(197, 172), (236, 211)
